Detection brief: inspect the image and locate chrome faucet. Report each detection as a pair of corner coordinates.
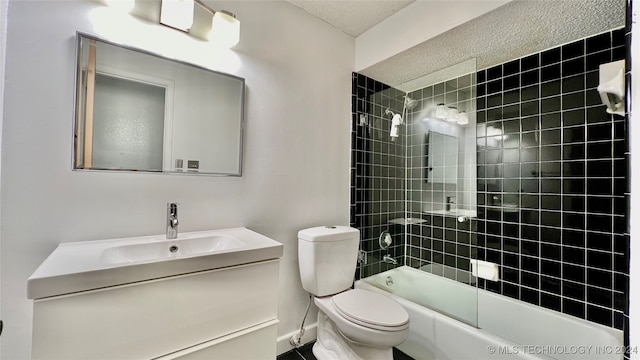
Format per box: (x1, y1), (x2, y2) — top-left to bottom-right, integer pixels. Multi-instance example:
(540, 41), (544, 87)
(166, 203), (179, 239)
(446, 196), (456, 212)
(382, 254), (398, 265)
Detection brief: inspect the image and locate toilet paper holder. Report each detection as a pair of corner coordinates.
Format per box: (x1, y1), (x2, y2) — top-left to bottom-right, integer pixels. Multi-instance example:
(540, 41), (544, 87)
(597, 60), (625, 116)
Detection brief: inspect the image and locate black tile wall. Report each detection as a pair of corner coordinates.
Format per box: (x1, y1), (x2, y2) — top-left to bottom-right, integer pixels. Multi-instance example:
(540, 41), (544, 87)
(350, 29), (629, 338)
(475, 29), (628, 330)
(350, 73), (406, 278)
(623, 2), (632, 355)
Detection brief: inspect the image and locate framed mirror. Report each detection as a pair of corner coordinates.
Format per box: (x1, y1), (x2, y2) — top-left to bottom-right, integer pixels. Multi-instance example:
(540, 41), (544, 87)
(73, 33), (245, 175)
(424, 131), (459, 184)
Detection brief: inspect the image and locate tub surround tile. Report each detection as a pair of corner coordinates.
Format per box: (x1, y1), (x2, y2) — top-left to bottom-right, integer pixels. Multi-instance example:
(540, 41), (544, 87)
(474, 29), (628, 331)
(350, 29), (628, 333)
(350, 73), (405, 278)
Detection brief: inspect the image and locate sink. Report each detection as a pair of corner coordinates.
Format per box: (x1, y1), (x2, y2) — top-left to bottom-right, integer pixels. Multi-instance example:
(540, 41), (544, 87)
(28, 228), (283, 299)
(100, 235), (244, 264)
(426, 209), (478, 218)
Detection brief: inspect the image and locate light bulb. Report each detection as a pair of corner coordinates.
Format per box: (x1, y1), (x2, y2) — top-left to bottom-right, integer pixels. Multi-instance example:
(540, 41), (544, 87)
(446, 107), (459, 122)
(456, 111), (469, 125)
(433, 103), (448, 119)
(209, 10), (240, 48)
(160, 0), (195, 31)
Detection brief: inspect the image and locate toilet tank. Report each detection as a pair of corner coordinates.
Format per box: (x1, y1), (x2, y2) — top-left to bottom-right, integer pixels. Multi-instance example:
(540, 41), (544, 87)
(298, 226), (360, 297)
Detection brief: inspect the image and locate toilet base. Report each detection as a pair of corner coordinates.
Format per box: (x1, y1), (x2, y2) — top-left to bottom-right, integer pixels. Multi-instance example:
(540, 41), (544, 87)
(313, 312), (394, 360)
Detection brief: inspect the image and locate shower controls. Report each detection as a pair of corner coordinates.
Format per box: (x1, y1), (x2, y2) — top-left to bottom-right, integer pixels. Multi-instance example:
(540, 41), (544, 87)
(379, 231), (392, 250)
(358, 250), (367, 264)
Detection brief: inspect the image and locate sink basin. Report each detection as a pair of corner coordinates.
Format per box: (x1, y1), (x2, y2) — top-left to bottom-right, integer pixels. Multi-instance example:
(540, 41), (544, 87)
(426, 209), (478, 218)
(100, 235), (244, 265)
(28, 227), (283, 299)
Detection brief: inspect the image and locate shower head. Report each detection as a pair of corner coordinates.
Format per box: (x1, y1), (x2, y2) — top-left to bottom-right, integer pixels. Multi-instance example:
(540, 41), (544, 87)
(404, 96), (418, 110)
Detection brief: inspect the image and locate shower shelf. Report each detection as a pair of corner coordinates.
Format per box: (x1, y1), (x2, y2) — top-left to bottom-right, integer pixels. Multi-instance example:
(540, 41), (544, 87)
(388, 218), (427, 225)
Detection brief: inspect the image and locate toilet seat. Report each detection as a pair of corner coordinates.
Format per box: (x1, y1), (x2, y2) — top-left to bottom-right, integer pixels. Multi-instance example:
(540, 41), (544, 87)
(314, 289), (409, 348)
(332, 289), (409, 331)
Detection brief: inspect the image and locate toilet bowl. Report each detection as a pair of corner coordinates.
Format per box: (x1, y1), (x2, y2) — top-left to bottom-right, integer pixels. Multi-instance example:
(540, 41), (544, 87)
(297, 226), (409, 360)
(313, 289), (409, 360)
(317, 288), (409, 344)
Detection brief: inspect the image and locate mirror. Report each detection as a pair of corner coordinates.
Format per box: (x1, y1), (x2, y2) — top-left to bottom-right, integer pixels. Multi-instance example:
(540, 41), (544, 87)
(424, 131), (459, 184)
(74, 33), (244, 175)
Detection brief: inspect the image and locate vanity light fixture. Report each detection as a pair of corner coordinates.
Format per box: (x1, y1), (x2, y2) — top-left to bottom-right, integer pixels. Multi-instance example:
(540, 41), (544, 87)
(209, 10), (240, 48)
(446, 106), (459, 122)
(428, 104), (468, 125)
(433, 103), (449, 120)
(456, 111), (469, 125)
(160, 0), (195, 31)
(158, 0), (240, 48)
(193, 0), (240, 48)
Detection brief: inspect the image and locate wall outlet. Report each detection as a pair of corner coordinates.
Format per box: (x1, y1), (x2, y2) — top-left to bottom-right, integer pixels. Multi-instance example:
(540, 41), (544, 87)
(187, 160), (199, 169)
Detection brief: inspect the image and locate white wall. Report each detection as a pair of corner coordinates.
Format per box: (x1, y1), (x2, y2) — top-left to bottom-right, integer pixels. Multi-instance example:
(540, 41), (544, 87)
(355, 0), (510, 71)
(0, 1), (353, 358)
(0, 0), (8, 355)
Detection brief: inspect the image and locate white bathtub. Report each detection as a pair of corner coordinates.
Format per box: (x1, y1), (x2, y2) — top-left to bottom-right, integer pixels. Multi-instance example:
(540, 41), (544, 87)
(355, 266), (624, 360)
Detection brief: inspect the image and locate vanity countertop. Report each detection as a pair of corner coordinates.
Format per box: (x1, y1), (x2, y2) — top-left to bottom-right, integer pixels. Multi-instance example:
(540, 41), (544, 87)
(28, 227), (283, 299)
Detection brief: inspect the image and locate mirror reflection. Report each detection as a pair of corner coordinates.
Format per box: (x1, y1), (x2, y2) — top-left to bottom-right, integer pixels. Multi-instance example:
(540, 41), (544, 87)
(425, 131), (459, 184)
(74, 34), (245, 175)
(406, 68), (478, 217)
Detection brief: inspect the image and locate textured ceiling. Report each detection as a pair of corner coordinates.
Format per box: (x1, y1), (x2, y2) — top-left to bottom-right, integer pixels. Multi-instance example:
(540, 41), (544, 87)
(286, 0), (415, 37)
(360, 0), (626, 89)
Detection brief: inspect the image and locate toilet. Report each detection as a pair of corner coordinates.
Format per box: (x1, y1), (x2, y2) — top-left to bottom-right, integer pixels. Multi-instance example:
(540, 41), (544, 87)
(298, 226), (409, 360)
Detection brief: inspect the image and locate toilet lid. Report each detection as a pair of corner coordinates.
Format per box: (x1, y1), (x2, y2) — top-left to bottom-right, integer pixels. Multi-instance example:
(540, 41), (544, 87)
(332, 289), (409, 329)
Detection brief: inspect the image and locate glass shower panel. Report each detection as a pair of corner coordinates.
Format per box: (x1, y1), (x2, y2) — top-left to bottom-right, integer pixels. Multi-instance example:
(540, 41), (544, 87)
(354, 83), (407, 279)
(352, 60), (479, 327)
(404, 60), (479, 327)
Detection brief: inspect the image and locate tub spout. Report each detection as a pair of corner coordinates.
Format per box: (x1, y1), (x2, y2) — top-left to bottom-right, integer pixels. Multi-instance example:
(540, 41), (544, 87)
(383, 254), (398, 265)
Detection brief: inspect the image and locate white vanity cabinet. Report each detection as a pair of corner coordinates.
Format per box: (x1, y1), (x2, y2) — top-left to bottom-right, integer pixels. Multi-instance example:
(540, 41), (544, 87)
(29, 228), (283, 360)
(32, 259), (279, 359)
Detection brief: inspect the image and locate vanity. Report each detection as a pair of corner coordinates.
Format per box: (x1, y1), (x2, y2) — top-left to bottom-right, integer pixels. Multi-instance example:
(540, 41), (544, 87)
(28, 228), (283, 360)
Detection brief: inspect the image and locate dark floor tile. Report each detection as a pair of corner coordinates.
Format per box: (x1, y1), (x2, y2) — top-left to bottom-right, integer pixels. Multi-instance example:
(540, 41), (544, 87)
(298, 342), (316, 360)
(278, 342), (414, 360)
(394, 347), (416, 360)
(277, 349), (305, 360)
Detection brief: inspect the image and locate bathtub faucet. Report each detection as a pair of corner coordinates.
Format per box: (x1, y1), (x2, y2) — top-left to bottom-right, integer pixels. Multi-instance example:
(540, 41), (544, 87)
(383, 254), (398, 265)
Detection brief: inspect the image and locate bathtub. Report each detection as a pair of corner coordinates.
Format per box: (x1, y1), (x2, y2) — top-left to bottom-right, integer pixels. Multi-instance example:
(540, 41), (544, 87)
(355, 266), (624, 360)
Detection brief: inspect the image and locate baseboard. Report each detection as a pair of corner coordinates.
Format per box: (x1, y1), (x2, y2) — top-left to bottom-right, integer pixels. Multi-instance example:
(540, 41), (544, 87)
(276, 322), (317, 355)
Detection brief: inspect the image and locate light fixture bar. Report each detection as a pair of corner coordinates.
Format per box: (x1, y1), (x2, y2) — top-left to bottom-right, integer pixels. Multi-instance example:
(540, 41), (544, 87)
(194, 0), (215, 14)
